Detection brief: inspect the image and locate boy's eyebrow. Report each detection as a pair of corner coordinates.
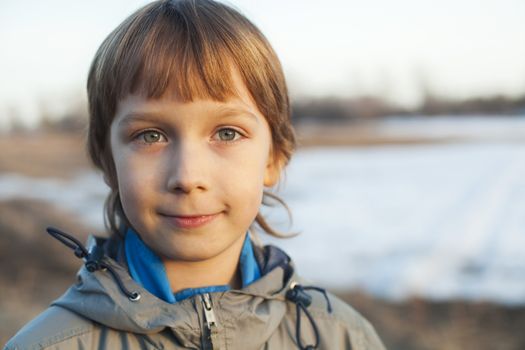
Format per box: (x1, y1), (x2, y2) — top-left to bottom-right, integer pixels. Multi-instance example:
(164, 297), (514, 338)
(215, 106), (260, 124)
(118, 112), (165, 127)
(118, 106), (260, 127)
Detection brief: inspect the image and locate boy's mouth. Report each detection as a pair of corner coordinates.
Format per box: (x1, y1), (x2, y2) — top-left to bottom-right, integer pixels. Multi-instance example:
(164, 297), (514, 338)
(159, 213), (220, 229)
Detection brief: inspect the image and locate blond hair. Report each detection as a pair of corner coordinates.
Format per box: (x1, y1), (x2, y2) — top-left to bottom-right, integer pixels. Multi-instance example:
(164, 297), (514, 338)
(86, 0), (295, 238)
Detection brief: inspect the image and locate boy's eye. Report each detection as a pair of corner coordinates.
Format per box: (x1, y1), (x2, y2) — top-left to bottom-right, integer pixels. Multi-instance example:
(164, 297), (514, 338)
(216, 128), (241, 142)
(138, 130), (166, 144)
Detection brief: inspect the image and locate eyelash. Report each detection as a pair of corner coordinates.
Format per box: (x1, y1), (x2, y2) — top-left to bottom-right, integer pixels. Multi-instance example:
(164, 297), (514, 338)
(133, 129), (167, 145)
(132, 127), (245, 145)
(213, 127), (244, 143)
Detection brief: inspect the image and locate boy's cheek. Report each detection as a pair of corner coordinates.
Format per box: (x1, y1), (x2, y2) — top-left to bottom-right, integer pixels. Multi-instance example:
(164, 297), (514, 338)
(114, 151), (162, 181)
(227, 179), (265, 213)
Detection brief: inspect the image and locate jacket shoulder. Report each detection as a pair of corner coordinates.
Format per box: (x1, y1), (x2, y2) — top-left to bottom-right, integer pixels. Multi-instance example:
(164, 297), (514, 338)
(290, 288), (386, 350)
(326, 292), (385, 349)
(4, 305), (95, 350)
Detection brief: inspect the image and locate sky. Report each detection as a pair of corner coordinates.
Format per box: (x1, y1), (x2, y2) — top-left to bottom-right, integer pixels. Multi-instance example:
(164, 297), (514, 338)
(1, 0), (524, 129)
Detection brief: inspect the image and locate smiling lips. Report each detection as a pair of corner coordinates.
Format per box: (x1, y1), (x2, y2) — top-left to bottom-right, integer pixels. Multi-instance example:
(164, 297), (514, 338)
(161, 213), (220, 229)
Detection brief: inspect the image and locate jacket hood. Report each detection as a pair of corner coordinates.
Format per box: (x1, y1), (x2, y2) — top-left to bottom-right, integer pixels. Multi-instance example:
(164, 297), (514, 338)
(52, 234), (298, 347)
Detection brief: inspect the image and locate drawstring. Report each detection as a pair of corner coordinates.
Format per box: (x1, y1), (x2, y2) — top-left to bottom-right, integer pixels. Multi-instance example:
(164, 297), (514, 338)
(285, 282), (332, 350)
(46, 227), (141, 302)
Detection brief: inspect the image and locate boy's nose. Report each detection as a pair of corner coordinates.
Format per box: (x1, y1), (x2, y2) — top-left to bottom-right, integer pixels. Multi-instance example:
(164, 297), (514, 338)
(165, 142), (209, 194)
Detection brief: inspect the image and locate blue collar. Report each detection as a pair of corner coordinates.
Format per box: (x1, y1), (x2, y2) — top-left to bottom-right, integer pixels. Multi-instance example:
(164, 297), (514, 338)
(124, 228), (261, 303)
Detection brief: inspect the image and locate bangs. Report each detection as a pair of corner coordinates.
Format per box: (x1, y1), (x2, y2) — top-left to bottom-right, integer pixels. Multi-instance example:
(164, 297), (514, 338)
(105, 1), (240, 103)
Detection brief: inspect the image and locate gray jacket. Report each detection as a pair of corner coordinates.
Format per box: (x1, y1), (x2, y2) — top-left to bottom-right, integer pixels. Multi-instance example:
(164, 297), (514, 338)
(5, 234), (385, 349)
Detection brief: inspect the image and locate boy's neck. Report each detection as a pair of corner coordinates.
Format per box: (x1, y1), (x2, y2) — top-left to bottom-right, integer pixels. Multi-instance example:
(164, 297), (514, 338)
(161, 236), (244, 293)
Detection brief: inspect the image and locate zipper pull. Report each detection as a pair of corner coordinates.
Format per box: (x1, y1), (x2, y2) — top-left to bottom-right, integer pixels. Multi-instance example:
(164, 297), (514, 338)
(201, 293), (218, 330)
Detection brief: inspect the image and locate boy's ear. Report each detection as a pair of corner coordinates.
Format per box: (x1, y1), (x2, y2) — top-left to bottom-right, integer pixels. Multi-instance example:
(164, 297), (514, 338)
(264, 151), (285, 187)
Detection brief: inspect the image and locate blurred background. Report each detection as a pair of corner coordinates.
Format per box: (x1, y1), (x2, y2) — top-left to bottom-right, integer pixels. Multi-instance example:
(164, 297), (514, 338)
(1, 0), (525, 349)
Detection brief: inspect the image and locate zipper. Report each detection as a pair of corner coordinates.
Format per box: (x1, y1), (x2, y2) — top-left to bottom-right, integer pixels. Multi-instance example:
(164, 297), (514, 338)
(201, 293), (218, 330)
(201, 293), (220, 349)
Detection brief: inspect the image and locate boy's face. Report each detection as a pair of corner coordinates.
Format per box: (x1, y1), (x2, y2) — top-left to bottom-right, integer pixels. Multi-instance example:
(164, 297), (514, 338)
(109, 72), (281, 262)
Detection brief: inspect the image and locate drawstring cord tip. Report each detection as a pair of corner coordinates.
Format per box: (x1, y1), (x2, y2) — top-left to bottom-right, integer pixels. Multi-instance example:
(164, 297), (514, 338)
(45, 227), (141, 302)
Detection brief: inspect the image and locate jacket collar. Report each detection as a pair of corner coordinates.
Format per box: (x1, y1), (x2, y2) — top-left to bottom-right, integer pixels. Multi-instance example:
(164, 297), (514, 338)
(124, 228), (262, 303)
(52, 235), (297, 348)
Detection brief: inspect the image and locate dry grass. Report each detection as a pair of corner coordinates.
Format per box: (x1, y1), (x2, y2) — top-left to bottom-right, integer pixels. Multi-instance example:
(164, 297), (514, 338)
(294, 122), (456, 148)
(0, 131), (92, 178)
(337, 290), (525, 350)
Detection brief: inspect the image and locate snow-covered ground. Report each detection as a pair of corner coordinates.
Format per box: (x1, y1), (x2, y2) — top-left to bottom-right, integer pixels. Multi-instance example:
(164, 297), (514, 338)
(269, 143), (525, 305)
(2, 117), (525, 304)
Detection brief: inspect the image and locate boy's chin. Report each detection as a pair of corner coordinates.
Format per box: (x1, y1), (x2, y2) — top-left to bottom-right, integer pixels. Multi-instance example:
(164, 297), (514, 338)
(149, 235), (244, 263)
